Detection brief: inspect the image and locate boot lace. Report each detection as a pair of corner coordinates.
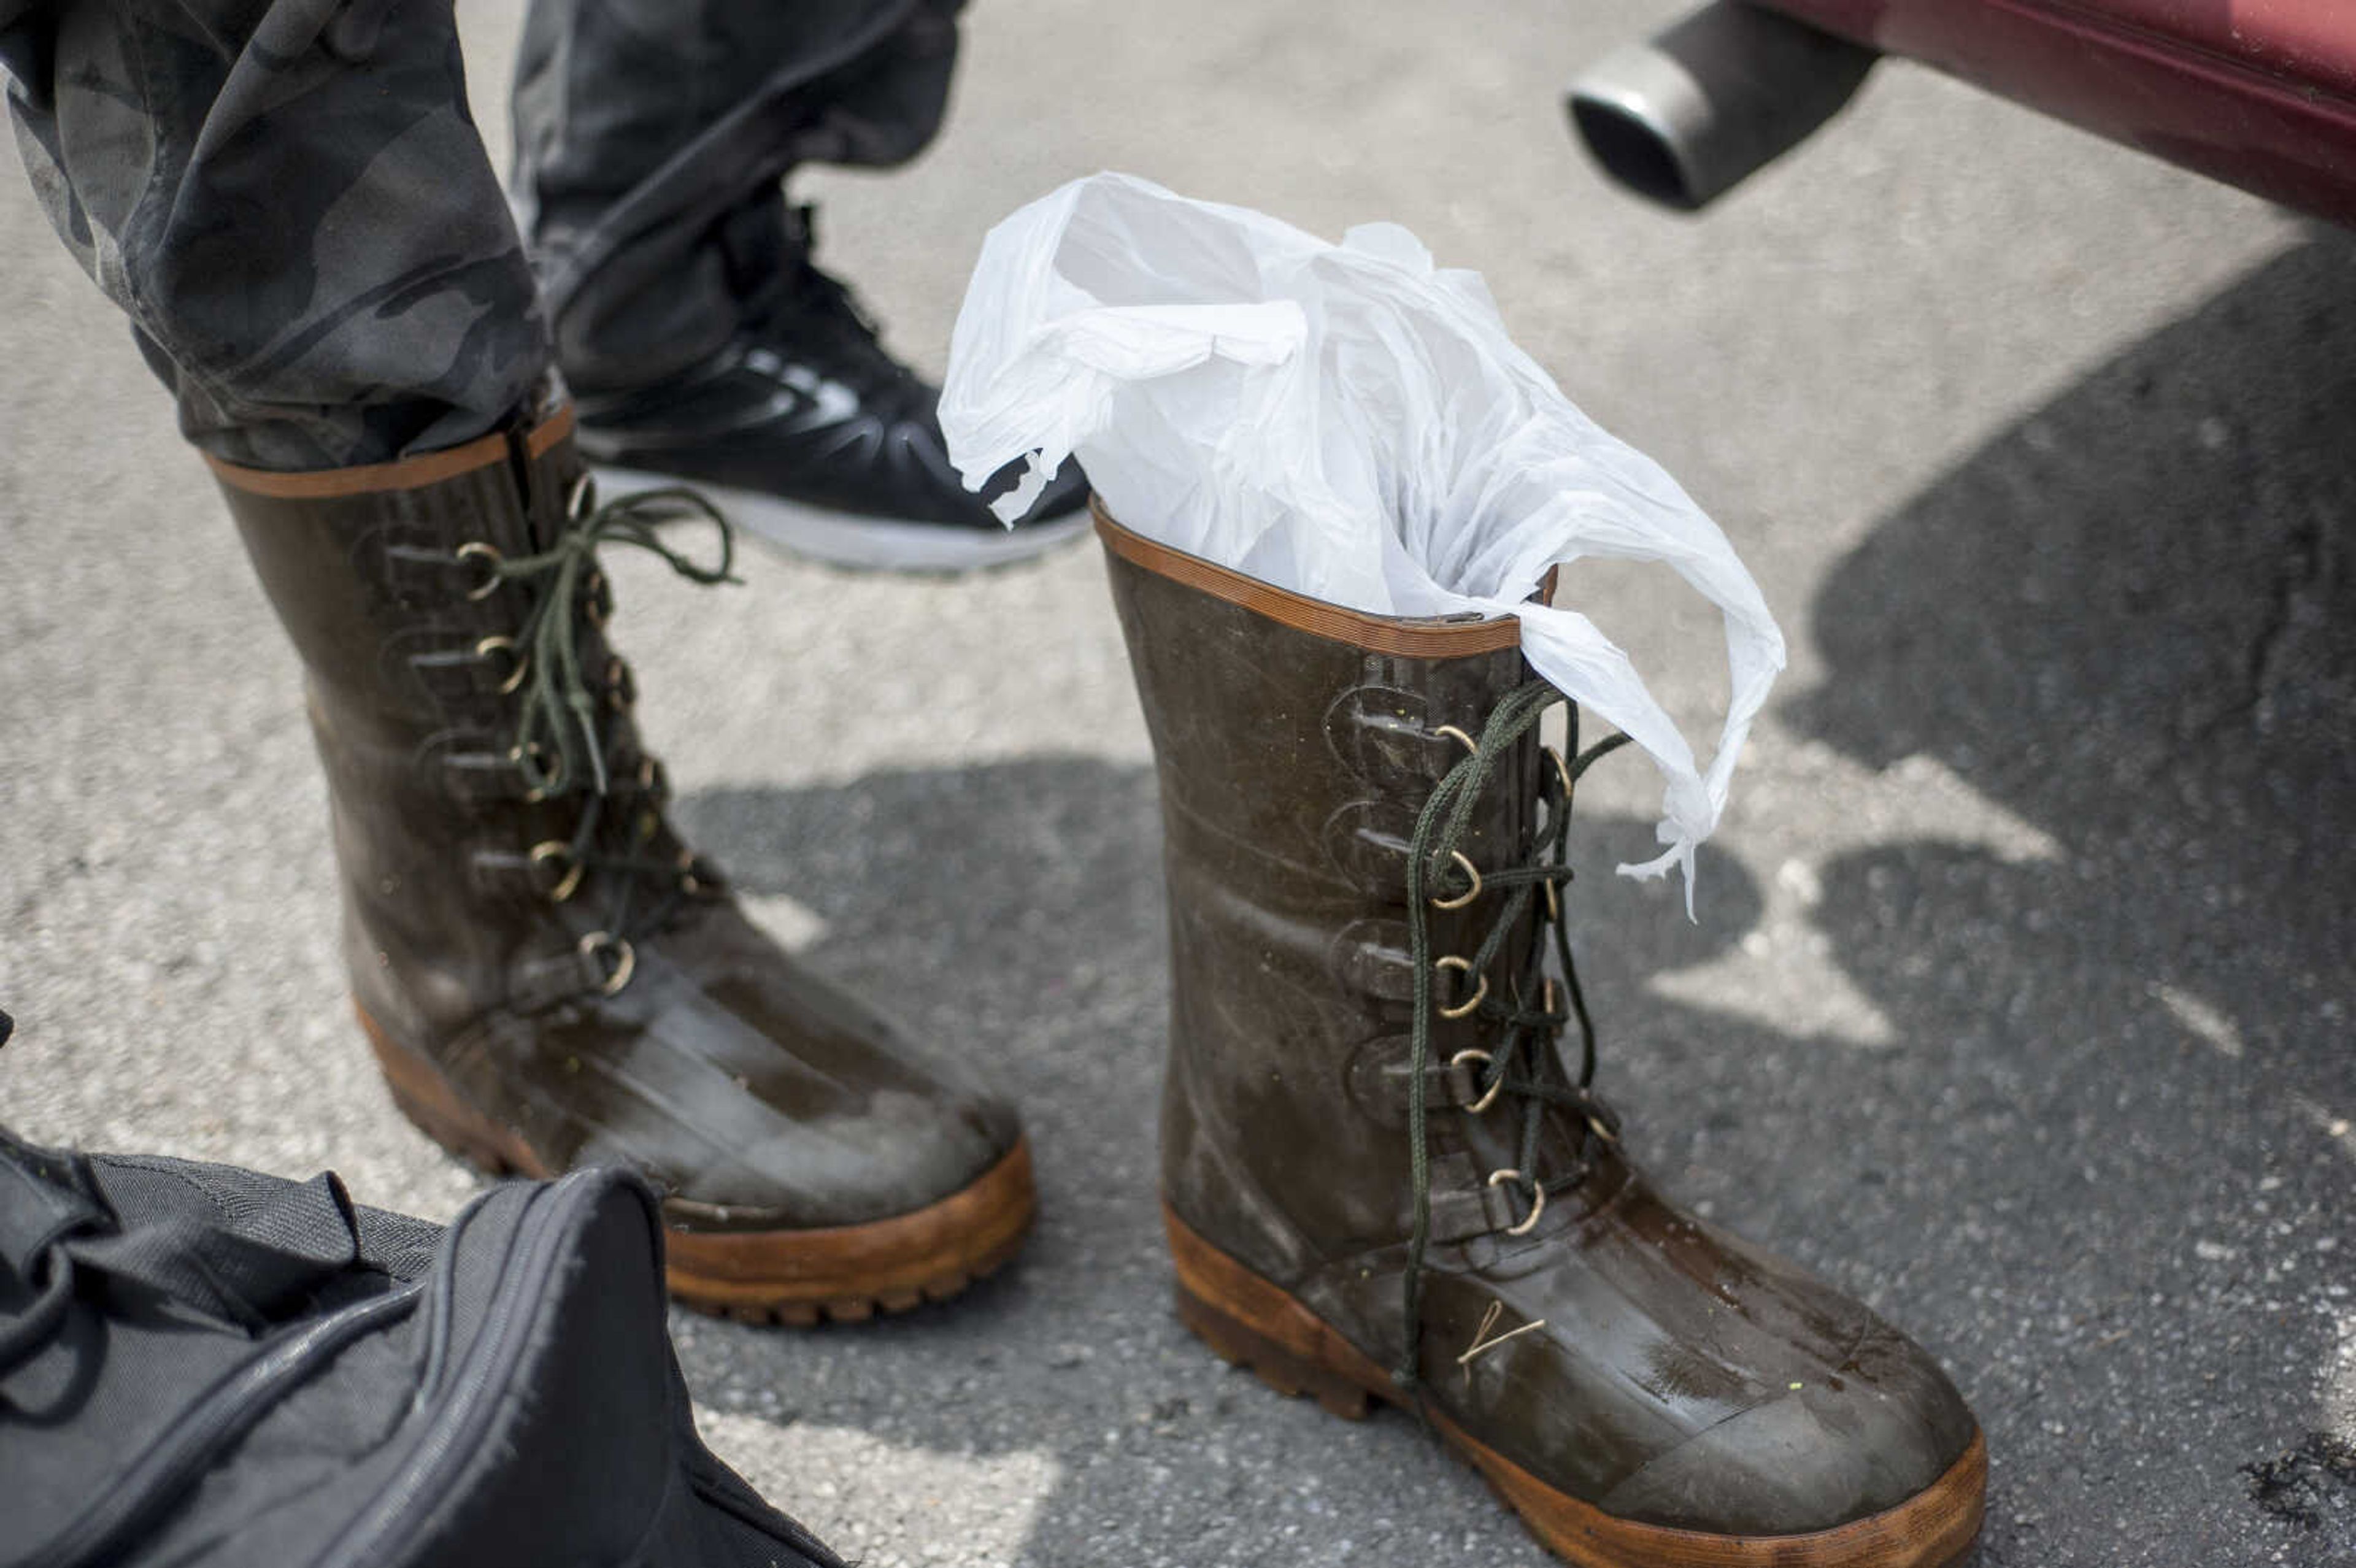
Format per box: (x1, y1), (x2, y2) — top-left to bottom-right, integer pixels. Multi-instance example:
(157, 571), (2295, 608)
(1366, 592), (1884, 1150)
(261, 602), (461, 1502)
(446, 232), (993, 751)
(460, 477), (737, 994)
(1397, 679), (1631, 1393)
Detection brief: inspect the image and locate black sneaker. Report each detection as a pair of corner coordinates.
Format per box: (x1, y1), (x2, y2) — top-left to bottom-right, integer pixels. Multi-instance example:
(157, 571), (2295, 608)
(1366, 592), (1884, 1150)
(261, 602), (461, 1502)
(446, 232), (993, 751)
(574, 213), (1089, 574)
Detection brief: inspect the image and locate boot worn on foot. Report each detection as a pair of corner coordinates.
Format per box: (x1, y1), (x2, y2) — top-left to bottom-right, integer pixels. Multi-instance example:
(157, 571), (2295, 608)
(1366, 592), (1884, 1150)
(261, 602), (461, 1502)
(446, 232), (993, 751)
(209, 407), (1035, 1322)
(1099, 505), (1985, 1568)
(574, 205), (1088, 574)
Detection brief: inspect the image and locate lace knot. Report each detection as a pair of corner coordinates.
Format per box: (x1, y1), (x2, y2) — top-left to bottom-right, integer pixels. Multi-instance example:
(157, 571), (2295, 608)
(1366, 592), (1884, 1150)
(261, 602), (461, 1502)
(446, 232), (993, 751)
(492, 478), (736, 802)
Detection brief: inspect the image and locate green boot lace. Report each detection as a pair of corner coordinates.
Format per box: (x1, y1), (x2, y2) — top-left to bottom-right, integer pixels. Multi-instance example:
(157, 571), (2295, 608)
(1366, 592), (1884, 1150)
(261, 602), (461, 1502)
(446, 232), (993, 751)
(458, 477), (737, 994)
(1397, 679), (1631, 1393)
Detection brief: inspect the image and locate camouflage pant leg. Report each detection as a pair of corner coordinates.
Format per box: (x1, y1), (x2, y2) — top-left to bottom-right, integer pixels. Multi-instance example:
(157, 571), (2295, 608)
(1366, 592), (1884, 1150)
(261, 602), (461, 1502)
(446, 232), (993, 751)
(0, 0), (548, 469)
(510, 0), (963, 394)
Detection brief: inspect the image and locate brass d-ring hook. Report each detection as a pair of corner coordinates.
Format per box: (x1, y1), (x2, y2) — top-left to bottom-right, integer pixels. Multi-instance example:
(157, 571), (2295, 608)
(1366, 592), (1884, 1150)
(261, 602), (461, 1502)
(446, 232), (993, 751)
(475, 636), (528, 695)
(455, 541), (504, 601)
(579, 930), (636, 995)
(1434, 955), (1488, 1020)
(1449, 1047), (1506, 1113)
(1430, 850), (1484, 910)
(1488, 1169), (1547, 1236)
(529, 840), (583, 903)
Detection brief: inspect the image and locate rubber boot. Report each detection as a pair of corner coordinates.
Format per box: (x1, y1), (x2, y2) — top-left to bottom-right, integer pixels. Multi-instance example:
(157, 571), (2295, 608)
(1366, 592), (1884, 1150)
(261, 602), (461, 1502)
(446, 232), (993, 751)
(208, 406), (1034, 1322)
(1098, 504), (1985, 1567)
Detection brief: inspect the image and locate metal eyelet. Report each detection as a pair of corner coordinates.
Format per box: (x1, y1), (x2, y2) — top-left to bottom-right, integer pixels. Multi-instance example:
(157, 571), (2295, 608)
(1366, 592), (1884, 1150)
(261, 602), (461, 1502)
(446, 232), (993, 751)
(529, 840), (584, 903)
(579, 930), (636, 995)
(1434, 724), (1479, 756)
(1488, 1168), (1547, 1237)
(1449, 1047), (1506, 1114)
(1430, 849), (1484, 910)
(454, 541), (504, 600)
(475, 635), (529, 695)
(583, 571), (610, 628)
(677, 848), (706, 895)
(605, 655), (635, 712)
(1434, 955), (1488, 1020)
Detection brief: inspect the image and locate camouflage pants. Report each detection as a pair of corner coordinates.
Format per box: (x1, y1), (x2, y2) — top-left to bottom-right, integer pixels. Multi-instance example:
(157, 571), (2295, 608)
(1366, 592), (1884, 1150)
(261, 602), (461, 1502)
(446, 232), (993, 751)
(0, 0), (960, 469)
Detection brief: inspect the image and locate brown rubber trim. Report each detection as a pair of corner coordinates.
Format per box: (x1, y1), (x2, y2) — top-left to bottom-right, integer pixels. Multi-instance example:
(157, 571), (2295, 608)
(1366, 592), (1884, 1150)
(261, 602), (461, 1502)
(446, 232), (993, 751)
(664, 1140), (1036, 1315)
(205, 405), (577, 498)
(1164, 1202), (1987, 1568)
(359, 1001), (1035, 1322)
(1093, 497), (1522, 656)
(523, 404), (577, 458)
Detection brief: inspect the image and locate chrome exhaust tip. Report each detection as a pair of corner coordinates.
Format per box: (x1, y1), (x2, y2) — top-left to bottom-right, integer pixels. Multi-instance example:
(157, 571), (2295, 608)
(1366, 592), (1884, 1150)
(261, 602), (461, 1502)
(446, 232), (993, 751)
(1568, 2), (1877, 210)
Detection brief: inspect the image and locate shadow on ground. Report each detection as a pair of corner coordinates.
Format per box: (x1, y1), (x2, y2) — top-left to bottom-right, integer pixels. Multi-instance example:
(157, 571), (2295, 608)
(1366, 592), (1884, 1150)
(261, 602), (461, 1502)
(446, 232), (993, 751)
(1774, 231), (2356, 1564)
(668, 759), (1758, 1566)
(652, 233), (2356, 1567)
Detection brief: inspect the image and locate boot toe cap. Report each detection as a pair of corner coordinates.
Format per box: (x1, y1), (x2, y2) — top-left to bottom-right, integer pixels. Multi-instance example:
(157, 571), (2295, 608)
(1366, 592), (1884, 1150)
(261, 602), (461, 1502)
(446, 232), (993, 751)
(661, 1078), (1023, 1232)
(1596, 1329), (1979, 1537)
(557, 912), (1027, 1231)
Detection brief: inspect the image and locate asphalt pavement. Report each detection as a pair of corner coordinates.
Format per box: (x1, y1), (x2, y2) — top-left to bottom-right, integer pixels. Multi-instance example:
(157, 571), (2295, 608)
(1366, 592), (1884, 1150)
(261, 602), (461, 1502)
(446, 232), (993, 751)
(3, 2), (2353, 1564)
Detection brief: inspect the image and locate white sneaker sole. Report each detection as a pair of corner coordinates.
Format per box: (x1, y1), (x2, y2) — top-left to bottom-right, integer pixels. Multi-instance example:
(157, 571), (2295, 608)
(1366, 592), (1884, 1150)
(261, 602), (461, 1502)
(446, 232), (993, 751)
(594, 466), (1091, 574)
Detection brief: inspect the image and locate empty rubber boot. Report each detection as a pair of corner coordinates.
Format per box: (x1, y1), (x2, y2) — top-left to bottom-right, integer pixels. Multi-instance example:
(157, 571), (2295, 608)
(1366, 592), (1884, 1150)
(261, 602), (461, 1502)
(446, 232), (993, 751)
(1098, 506), (1985, 1568)
(209, 407), (1034, 1323)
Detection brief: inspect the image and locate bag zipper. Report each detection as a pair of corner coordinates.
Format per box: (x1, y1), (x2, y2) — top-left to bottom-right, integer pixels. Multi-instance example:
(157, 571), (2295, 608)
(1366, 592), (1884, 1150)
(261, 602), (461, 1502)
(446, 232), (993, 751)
(316, 1174), (602, 1568)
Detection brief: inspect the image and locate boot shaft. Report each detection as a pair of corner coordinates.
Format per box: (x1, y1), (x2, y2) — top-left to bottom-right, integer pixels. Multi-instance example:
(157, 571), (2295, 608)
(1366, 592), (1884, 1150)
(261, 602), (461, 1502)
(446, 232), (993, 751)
(214, 414), (586, 737)
(212, 412), (686, 1040)
(1099, 509), (1577, 1301)
(206, 418), (1035, 1251)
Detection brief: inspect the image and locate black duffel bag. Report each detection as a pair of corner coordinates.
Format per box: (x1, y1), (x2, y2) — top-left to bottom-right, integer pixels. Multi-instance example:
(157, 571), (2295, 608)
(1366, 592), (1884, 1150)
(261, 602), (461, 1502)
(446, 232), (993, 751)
(0, 1012), (842, 1568)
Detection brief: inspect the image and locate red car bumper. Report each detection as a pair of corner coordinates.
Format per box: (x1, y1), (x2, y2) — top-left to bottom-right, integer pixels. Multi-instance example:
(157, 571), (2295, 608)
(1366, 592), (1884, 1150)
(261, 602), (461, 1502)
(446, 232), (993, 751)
(1757, 0), (2356, 222)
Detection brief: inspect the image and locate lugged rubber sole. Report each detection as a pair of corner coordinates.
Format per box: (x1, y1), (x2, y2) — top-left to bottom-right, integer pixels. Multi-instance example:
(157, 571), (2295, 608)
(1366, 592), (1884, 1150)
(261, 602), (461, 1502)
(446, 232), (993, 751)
(1165, 1202), (1987, 1568)
(359, 1002), (1036, 1322)
(594, 465), (1091, 574)
(660, 1143), (1034, 1325)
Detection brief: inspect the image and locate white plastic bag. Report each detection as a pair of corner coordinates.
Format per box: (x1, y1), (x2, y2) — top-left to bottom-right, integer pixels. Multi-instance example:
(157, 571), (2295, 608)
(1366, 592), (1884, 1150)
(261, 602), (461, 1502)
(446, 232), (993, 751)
(939, 173), (1785, 907)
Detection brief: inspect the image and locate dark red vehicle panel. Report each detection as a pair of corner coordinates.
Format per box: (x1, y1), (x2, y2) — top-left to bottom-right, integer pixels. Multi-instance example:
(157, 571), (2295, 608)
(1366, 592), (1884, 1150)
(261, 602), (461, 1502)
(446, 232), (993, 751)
(1762, 0), (2356, 223)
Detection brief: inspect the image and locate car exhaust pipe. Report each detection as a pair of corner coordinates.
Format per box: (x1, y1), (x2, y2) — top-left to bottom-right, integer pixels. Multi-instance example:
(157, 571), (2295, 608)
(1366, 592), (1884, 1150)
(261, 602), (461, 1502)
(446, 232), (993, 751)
(1568, 2), (1877, 210)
